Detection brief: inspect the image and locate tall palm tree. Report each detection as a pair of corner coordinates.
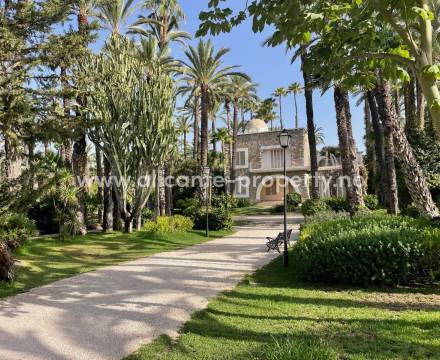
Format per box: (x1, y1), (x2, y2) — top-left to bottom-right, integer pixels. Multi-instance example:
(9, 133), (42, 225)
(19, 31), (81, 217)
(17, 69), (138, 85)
(273, 87), (287, 129)
(176, 115), (192, 159)
(213, 127), (232, 194)
(129, 0), (190, 50)
(180, 40), (247, 169)
(228, 76), (256, 184)
(96, 0), (137, 34)
(288, 82), (302, 129)
(256, 97), (277, 130)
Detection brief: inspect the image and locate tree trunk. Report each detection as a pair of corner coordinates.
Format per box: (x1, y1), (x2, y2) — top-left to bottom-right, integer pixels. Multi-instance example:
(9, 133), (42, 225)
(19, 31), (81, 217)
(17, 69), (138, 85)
(211, 117), (217, 153)
(380, 77), (439, 218)
(417, 66), (440, 140)
(200, 85), (209, 167)
(60, 66), (72, 169)
(301, 53), (319, 199)
(366, 90), (388, 207)
(165, 163), (172, 216)
(364, 99), (376, 195)
(294, 94), (299, 129)
(96, 146), (103, 224)
(193, 96), (200, 160)
(231, 97), (239, 193)
(374, 79), (399, 215)
(124, 218), (133, 233)
(112, 189), (122, 231)
(102, 156), (113, 232)
(416, 80), (426, 130)
(183, 132), (187, 159)
(72, 134), (88, 235)
(4, 134), (22, 181)
(334, 86), (365, 213)
(404, 74), (417, 135)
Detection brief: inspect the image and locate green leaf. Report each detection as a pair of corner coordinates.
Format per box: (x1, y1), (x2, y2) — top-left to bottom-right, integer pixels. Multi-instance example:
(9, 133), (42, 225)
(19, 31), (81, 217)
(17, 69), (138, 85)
(412, 6), (434, 21)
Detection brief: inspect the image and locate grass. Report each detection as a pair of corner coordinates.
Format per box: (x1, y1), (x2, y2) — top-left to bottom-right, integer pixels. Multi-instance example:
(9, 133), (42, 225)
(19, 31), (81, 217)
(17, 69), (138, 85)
(231, 205), (281, 216)
(0, 229), (231, 299)
(127, 253), (440, 360)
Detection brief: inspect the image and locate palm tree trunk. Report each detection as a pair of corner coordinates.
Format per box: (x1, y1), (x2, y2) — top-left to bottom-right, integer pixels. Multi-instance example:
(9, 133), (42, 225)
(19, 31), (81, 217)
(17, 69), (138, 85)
(380, 75), (440, 218)
(200, 85), (209, 168)
(374, 80), (399, 215)
(334, 86), (365, 213)
(366, 90), (388, 207)
(378, 76), (439, 218)
(364, 99), (376, 195)
(102, 155), (113, 232)
(231, 97), (239, 192)
(279, 95), (284, 129)
(301, 53), (318, 199)
(294, 93), (299, 129)
(211, 118), (217, 153)
(404, 74), (417, 135)
(156, 167), (166, 216)
(193, 95), (200, 160)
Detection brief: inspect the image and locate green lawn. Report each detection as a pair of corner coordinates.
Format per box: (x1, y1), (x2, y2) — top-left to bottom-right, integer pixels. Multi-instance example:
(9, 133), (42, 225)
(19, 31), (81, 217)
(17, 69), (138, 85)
(0, 229), (231, 299)
(128, 253), (440, 360)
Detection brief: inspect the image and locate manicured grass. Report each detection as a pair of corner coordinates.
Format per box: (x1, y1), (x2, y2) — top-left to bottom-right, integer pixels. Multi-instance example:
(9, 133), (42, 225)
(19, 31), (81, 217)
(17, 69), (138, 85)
(231, 205), (280, 216)
(128, 253), (440, 360)
(0, 229), (231, 299)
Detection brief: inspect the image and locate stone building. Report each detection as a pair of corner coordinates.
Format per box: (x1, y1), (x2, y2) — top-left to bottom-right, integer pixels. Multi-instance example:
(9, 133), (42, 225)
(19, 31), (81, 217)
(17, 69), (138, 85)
(233, 119), (346, 203)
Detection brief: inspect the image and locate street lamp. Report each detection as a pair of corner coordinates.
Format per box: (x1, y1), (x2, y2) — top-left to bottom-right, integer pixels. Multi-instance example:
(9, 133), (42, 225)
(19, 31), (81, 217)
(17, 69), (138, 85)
(278, 129), (291, 267)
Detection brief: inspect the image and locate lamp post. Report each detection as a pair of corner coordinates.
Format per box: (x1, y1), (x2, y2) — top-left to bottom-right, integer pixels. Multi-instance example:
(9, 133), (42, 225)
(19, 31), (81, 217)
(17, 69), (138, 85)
(278, 129), (291, 267)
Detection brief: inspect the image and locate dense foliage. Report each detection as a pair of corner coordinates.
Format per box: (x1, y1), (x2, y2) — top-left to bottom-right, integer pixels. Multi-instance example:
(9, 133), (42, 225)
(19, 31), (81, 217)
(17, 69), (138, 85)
(194, 207), (233, 231)
(144, 215), (194, 233)
(293, 214), (440, 286)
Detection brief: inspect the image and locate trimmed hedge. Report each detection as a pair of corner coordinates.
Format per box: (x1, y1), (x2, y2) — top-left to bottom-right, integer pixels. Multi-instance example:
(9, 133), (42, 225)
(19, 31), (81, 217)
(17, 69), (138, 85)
(292, 214), (440, 286)
(301, 199), (330, 216)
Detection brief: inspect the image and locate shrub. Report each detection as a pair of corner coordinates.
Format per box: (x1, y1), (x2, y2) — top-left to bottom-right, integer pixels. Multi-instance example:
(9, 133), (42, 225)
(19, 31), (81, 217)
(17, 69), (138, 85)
(287, 192), (302, 208)
(304, 210), (350, 224)
(236, 198), (251, 208)
(211, 193), (237, 209)
(28, 197), (58, 234)
(301, 199), (330, 217)
(175, 198), (198, 211)
(144, 215), (194, 233)
(324, 197), (349, 212)
(194, 207), (233, 231)
(292, 214), (440, 286)
(364, 194), (380, 210)
(401, 205), (421, 219)
(0, 213), (37, 251)
(0, 240), (15, 282)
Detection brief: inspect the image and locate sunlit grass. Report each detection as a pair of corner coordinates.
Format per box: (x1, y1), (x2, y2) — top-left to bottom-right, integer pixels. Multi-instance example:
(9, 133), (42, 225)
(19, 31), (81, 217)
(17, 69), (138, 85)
(128, 253), (440, 360)
(0, 229), (231, 299)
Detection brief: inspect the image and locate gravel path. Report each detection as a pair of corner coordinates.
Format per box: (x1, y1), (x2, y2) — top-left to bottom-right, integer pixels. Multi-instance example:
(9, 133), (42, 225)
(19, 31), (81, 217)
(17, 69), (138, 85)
(0, 219), (300, 360)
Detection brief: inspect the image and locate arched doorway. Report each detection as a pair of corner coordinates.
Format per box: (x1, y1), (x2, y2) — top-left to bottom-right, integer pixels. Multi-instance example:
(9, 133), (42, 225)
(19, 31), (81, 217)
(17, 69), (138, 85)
(256, 175), (298, 202)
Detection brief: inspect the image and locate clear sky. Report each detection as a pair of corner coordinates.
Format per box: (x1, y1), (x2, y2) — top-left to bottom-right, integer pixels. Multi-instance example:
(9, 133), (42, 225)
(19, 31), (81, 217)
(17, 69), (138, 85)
(92, 1), (366, 152)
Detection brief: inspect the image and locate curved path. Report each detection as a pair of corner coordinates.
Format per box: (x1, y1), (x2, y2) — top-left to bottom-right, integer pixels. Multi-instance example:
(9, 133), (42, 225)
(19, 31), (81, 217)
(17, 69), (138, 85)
(0, 215), (301, 360)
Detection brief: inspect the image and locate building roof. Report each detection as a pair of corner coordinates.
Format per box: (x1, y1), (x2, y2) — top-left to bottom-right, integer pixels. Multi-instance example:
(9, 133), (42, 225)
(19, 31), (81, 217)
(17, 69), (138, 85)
(244, 119), (269, 134)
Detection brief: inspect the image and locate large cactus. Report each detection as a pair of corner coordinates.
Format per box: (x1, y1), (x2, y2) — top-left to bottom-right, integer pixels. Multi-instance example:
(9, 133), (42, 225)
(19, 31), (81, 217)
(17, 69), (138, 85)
(82, 35), (176, 232)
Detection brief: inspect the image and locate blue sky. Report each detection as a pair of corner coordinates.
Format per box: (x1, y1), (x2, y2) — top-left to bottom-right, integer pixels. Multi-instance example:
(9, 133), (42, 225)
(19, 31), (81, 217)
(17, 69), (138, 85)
(91, 1), (366, 152)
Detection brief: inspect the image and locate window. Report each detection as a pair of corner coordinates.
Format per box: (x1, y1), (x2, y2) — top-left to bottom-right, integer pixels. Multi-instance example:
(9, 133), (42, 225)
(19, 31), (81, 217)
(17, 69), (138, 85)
(235, 177), (249, 198)
(235, 148), (248, 169)
(270, 149), (283, 169)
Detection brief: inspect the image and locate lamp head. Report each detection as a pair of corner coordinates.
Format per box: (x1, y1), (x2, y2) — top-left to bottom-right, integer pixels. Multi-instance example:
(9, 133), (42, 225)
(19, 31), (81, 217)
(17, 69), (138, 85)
(278, 129), (291, 148)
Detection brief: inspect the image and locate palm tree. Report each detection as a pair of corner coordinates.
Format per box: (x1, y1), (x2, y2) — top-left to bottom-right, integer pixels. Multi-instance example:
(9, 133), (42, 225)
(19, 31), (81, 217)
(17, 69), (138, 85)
(180, 40), (247, 168)
(256, 98), (277, 130)
(288, 82), (302, 128)
(273, 87), (287, 129)
(176, 115), (192, 159)
(129, 0), (191, 50)
(314, 126), (325, 145)
(96, 0), (137, 34)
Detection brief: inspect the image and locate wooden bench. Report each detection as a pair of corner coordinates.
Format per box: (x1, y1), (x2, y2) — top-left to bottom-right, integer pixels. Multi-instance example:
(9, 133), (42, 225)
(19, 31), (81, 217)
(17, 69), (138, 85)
(266, 229), (293, 253)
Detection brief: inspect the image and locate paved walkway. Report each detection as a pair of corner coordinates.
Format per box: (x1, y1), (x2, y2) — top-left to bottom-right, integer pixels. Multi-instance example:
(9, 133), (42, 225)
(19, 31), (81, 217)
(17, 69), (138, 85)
(0, 217), (301, 360)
